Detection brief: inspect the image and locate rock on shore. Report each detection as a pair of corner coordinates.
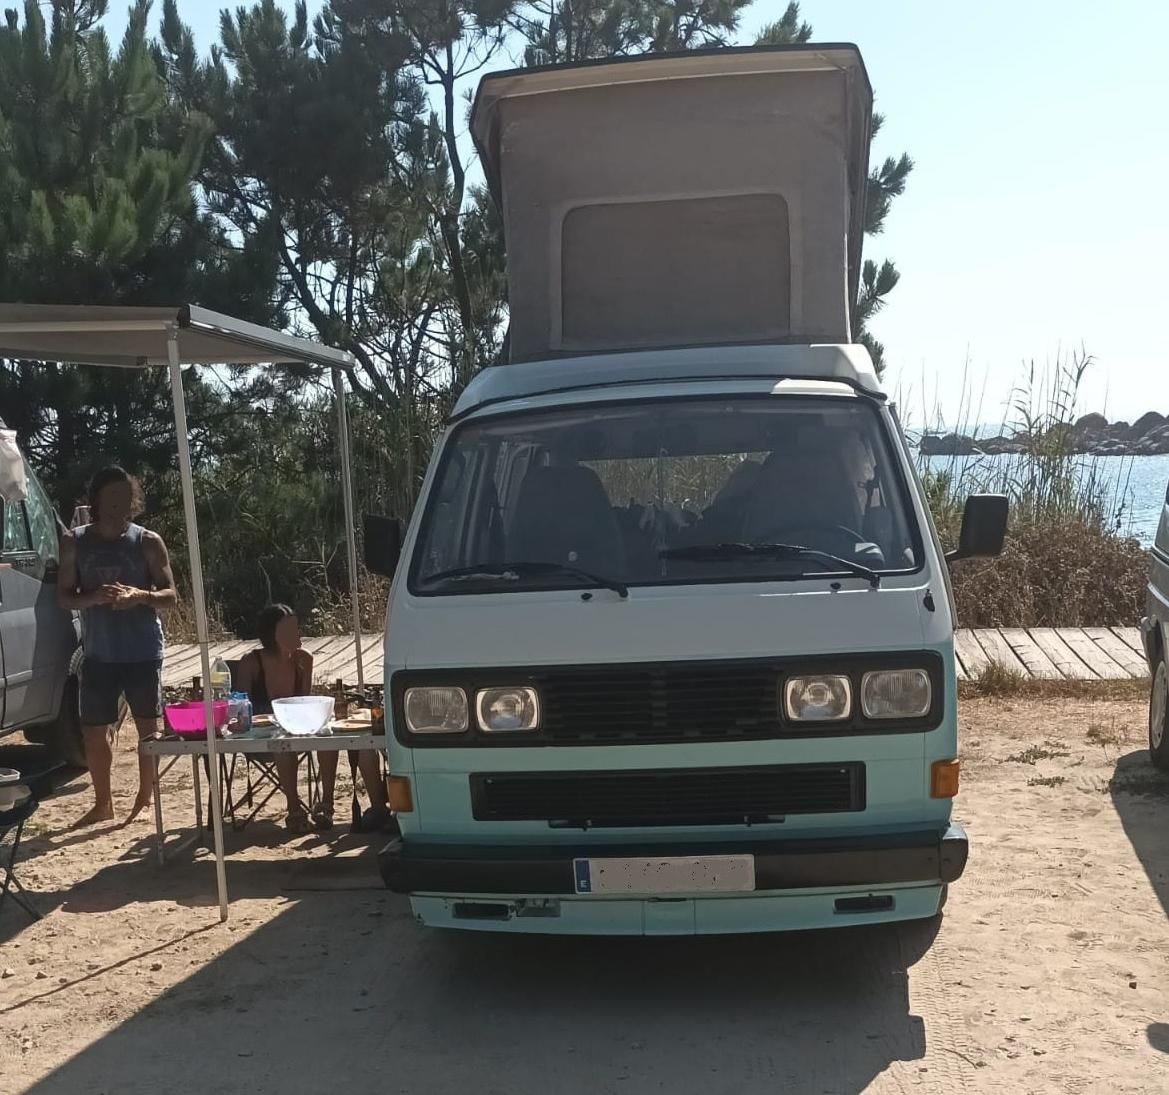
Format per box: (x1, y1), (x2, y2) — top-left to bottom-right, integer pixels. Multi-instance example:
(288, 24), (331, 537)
(920, 412), (1169, 456)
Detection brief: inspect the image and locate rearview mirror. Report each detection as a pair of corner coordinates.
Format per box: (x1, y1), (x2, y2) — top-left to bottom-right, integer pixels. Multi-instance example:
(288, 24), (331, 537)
(364, 515), (403, 579)
(946, 494), (1008, 563)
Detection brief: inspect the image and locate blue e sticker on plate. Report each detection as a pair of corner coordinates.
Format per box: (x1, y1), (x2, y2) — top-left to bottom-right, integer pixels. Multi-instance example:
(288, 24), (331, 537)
(573, 859), (592, 893)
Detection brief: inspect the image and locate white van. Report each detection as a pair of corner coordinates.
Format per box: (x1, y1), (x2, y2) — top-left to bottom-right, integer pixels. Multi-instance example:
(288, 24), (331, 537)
(1143, 481), (1169, 768)
(1, 421), (85, 763)
(364, 45), (1008, 935)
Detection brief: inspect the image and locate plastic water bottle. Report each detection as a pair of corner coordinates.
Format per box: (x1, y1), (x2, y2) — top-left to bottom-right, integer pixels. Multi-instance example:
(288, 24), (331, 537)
(209, 657), (232, 700)
(228, 691), (252, 735)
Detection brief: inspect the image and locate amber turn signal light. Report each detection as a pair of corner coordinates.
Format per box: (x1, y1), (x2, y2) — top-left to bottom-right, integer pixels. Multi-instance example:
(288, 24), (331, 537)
(930, 759), (960, 798)
(388, 775), (414, 813)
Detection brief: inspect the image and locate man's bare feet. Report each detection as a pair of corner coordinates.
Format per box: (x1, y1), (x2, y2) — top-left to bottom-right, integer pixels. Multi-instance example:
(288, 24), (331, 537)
(124, 791), (153, 825)
(70, 803), (115, 830)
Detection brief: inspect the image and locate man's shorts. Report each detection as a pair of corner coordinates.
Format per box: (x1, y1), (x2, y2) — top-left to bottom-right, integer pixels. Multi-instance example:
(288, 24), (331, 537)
(79, 659), (163, 726)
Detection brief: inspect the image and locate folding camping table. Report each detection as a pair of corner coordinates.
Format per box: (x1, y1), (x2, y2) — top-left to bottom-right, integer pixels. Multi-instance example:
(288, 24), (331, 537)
(140, 728), (388, 864)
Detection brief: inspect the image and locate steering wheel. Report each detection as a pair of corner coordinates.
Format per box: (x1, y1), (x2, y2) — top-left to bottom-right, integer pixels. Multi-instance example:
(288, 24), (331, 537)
(750, 523), (873, 560)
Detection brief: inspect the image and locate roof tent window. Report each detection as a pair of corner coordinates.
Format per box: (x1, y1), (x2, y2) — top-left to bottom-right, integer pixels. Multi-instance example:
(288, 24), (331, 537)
(560, 194), (791, 351)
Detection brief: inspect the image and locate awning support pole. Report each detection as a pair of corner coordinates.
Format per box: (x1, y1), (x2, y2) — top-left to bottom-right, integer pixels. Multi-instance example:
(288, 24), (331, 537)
(167, 331), (229, 921)
(333, 367), (364, 691)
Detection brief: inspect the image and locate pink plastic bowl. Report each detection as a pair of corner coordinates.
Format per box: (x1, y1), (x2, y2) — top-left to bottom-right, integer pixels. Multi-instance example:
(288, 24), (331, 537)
(165, 701), (230, 738)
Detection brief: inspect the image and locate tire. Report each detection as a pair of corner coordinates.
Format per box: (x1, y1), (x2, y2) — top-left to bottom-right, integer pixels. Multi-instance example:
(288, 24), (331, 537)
(1149, 659), (1169, 771)
(25, 653), (126, 768)
(53, 674), (87, 767)
(23, 674), (85, 766)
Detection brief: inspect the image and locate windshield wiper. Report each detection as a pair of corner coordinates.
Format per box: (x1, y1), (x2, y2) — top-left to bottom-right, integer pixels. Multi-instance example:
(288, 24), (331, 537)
(659, 542), (881, 588)
(420, 561), (629, 598)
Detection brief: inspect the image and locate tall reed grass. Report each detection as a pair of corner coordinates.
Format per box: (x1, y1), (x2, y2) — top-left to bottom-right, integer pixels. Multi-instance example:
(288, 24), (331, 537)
(909, 351), (1147, 627)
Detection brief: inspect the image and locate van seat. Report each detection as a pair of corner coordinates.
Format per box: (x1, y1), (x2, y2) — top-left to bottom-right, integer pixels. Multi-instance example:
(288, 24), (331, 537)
(509, 466), (626, 576)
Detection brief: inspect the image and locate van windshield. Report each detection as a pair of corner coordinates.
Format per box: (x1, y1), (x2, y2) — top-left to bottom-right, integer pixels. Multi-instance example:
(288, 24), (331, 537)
(411, 397), (920, 594)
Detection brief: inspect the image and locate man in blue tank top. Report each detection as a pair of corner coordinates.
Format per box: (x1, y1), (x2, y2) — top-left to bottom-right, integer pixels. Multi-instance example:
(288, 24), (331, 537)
(57, 467), (177, 828)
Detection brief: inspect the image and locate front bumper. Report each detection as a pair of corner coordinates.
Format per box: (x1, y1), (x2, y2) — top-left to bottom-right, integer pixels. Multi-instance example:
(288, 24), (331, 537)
(379, 824), (968, 896)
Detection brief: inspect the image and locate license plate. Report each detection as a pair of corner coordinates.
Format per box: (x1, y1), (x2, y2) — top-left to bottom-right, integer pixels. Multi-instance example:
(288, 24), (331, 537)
(573, 855), (755, 895)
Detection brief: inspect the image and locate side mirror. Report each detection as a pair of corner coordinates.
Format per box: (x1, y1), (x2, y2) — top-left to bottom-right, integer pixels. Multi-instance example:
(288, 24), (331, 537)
(364, 515), (403, 579)
(946, 494), (1008, 563)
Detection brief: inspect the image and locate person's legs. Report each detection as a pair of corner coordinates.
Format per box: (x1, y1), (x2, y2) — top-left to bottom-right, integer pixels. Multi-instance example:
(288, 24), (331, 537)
(72, 726), (116, 828)
(71, 660), (121, 828)
(312, 751), (339, 828)
(275, 754), (308, 831)
(356, 750), (387, 810)
(123, 662), (164, 824)
(125, 715), (163, 823)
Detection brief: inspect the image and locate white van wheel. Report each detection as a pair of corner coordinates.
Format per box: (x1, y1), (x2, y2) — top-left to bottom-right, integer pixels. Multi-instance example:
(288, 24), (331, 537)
(1149, 660), (1169, 770)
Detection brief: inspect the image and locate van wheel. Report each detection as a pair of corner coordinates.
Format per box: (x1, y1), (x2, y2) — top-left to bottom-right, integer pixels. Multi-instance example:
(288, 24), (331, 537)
(1150, 660), (1169, 771)
(26, 656), (126, 768)
(53, 674), (88, 767)
(24, 674), (85, 766)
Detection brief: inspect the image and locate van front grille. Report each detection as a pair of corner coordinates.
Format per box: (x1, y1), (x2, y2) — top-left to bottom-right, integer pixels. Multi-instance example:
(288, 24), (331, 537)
(391, 653), (944, 747)
(470, 763), (865, 827)
(537, 663), (780, 744)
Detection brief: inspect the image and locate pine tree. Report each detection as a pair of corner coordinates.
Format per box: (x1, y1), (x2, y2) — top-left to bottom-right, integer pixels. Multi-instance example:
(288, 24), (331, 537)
(755, 3), (912, 374)
(0, 0), (276, 517)
(514, 0), (750, 65)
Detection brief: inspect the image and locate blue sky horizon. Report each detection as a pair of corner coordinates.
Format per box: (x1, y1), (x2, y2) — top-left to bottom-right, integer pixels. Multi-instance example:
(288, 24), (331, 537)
(103, 0), (1168, 427)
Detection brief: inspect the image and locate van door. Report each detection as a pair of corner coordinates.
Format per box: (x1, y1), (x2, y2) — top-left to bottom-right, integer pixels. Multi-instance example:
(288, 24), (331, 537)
(0, 473), (71, 730)
(1, 496), (37, 729)
(0, 561), (6, 728)
(1150, 480), (1169, 657)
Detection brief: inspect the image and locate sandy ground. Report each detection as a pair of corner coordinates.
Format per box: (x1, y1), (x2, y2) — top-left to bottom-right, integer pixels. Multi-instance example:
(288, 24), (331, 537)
(1, 692), (1168, 1095)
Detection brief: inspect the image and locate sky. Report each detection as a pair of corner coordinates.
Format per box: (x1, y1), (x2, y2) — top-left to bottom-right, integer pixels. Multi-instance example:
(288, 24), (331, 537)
(106, 0), (1169, 429)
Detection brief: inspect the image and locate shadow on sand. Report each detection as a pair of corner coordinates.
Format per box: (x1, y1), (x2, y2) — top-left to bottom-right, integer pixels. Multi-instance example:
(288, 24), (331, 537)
(9, 854), (942, 1095)
(1109, 748), (1169, 1066)
(0, 812), (370, 945)
(1149, 1023), (1169, 1055)
(1109, 748), (1169, 922)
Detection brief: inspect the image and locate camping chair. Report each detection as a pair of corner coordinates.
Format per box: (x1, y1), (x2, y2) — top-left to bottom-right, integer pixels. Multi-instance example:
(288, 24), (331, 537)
(200, 659), (323, 830)
(0, 796), (41, 922)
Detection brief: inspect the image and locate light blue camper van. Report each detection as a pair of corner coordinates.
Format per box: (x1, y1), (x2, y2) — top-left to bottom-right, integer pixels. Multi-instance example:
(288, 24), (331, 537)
(364, 45), (1008, 935)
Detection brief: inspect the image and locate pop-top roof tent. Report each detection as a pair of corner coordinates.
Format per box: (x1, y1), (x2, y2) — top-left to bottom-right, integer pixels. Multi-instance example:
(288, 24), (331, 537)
(471, 44), (873, 364)
(0, 303), (362, 921)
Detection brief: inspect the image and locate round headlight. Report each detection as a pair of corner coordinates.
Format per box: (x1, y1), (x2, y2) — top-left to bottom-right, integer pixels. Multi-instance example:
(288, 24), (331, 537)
(404, 686), (469, 733)
(784, 675), (852, 722)
(861, 669), (932, 719)
(476, 687), (540, 732)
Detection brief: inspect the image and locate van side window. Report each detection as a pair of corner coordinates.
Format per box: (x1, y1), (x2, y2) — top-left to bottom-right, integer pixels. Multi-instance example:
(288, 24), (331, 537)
(23, 471), (60, 566)
(421, 448), (473, 574)
(2, 499), (33, 554)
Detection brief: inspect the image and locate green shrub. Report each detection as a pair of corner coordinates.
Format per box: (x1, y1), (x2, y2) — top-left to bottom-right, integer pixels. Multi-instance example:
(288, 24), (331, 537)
(918, 351), (1148, 628)
(948, 519), (1146, 627)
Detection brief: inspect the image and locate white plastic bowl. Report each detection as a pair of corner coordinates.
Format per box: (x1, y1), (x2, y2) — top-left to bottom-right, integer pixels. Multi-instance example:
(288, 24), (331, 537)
(271, 696), (335, 736)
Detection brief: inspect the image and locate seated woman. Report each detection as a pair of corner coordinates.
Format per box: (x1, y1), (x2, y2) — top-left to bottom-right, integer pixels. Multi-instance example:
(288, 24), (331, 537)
(235, 603), (391, 835)
(235, 604), (330, 834)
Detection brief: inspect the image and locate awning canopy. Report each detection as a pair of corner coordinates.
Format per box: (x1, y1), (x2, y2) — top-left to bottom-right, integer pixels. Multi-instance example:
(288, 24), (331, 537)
(0, 302), (363, 923)
(0, 303), (354, 370)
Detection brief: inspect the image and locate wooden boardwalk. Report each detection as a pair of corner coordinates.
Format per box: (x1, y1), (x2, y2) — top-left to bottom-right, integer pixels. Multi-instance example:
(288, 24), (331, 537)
(162, 627), (1150, 687)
